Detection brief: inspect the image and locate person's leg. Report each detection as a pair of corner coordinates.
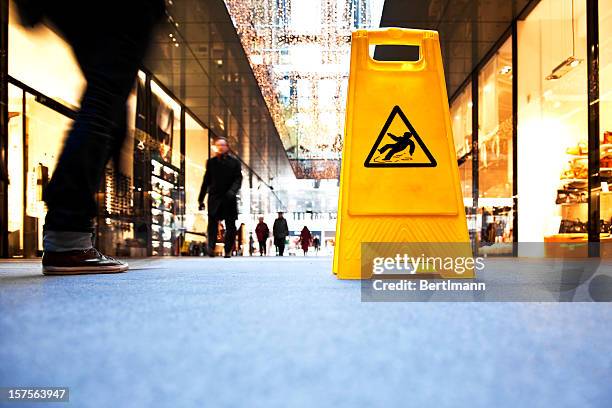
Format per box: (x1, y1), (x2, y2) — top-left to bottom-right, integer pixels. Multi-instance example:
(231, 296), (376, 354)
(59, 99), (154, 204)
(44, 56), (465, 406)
(259, 240), (265, 256)
(41, 4), (159, 272)
(279, 241), (285, 256)
(384, 148), (400, 161)
(224, 219), (237, 257)
(207, 217), (219, 255)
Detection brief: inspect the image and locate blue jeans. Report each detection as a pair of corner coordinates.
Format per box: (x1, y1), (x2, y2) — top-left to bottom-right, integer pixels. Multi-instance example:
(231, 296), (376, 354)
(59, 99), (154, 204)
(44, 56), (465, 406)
(40, 2), (160, 250)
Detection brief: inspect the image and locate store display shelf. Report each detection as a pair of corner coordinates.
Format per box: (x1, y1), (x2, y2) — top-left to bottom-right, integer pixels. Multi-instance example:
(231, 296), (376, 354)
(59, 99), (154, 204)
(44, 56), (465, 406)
(152, 219), (172, 227)
(559, 179), (587, 186)
(150, 189), (174, 199)
(151, 174), (175, 189)
(152, 207), (174, 215)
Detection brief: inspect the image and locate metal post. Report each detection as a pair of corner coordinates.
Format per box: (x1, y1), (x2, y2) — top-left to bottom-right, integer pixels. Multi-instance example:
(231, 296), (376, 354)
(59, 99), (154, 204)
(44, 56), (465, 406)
(0, 0), (9, 258)
(586, 0), (600, 257)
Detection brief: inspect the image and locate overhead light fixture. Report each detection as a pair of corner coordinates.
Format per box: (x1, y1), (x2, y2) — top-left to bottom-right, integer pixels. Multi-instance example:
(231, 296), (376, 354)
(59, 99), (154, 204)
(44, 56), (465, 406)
(499, 65), (512, 75)
(546, 0), (582, 80)
(545, 56), (582, 80)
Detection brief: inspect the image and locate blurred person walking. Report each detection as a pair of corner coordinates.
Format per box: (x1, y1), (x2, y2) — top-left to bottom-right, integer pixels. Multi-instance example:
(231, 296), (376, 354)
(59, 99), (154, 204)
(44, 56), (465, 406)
(236, 223), (246, 256)
(299, 226), (312, 256)
(313, 236), (321, 255)
(13, 0), (165, 274)
(248, 232), (255, 256)
(272, 212), (288, 256)
(255, 217), (269, 256)
(198, 138), (243, 258)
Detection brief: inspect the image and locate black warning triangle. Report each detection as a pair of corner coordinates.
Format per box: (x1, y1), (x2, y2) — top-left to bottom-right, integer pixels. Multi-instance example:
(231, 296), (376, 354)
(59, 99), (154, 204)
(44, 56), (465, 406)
(364, 105), (437, 167)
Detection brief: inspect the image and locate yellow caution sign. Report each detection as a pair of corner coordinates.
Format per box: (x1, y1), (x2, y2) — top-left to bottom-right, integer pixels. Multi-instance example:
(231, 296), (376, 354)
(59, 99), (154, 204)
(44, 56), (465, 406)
(333, 28), (473, 280)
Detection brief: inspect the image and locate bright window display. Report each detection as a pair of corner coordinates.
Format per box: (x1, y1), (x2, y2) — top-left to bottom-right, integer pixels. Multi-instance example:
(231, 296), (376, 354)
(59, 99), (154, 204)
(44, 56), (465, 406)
(7, 84), (23, 257)
(450, 83), (476, 236)
(24, 94), (72, 254)
(7, 1), (84, 108)
(478, 37), (513, 255)
(518, 0), (588, 246)
(184, 112), (209, 255)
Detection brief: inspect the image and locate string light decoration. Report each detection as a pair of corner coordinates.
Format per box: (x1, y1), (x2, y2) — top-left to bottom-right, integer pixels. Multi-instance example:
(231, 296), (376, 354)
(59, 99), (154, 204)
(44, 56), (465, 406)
(224, 0), (384, 178)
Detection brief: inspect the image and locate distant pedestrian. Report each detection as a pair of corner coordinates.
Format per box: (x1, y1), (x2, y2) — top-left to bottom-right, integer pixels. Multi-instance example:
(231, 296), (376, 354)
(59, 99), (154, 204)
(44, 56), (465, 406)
(248, 233), (255, 256)
(313, 236), (320, 254)
(273, 212), (289, 256)
(236, 223), (246, 256)
(198, 137), (242, 258)
(299, 226), (312, 256)
(255, 217), (270, 256)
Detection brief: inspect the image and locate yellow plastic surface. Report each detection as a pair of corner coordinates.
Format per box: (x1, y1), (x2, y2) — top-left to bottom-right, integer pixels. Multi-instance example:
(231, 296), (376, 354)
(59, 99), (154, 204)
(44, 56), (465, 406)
(333, 28), (472, 279)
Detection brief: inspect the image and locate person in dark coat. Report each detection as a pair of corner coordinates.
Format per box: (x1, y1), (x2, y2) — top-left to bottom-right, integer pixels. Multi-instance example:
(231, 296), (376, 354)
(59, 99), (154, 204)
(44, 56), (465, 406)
(299, 226), (312, 256)
(198, 138), (242, 258)
(13, 0), (165, 275)
(236, 223), (246, 256)
(255, 217), (270, 256)
(248, 232), (255, 256)
(272, 212), (289, 256)
(313, 236), (321, 255)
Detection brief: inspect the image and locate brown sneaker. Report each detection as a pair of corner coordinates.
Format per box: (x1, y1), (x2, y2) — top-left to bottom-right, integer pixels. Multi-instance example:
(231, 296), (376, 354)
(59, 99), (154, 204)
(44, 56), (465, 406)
(42, 248), (129, 275)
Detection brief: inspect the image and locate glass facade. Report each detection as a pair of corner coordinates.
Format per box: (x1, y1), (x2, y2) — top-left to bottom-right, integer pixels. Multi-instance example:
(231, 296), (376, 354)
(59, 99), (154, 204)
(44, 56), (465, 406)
(6, 84), (22, 257)
(447, 0), (609, 256)
(478, 37), (513, 254)
(518, 0), (588, 246)
(450, 84), (475, 241)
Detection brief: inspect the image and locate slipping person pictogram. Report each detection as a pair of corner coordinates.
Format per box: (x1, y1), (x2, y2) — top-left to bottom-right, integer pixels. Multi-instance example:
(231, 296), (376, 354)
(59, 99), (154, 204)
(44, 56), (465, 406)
(378, 132), (415, 161)
(364, 105), (437, 168)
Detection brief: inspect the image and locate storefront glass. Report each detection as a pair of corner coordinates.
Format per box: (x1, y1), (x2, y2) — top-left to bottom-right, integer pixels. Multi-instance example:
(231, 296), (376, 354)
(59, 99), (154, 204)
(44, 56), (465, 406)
(96, 87), (138, 257)
(147, 80), (183, 256)
(24, 93), (72, 254)
(477, 37), (514, 254)
(7, 85), (23, 257)
(8, 1), (84, 108)
(450, 83), (475, 236)
(599, 0), (612, 238)
(518, 0), (588, 246)
(184, 112), (209, 254)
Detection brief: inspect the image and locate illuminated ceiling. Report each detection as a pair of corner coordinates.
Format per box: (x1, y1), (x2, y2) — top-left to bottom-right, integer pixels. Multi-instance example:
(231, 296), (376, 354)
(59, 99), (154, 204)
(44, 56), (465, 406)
(224, 0), (385, 178)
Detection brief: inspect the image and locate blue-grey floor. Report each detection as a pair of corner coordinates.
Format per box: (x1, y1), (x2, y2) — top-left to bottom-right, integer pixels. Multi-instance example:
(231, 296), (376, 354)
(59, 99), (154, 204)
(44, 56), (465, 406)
(1, 256), (611, 408)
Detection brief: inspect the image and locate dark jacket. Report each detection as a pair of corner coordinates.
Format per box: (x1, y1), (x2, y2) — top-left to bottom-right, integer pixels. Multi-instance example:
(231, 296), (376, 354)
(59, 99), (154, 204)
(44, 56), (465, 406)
(198, 154), (242, 220)
(255, 222), (270, 242)
(273, 217), (289, 239)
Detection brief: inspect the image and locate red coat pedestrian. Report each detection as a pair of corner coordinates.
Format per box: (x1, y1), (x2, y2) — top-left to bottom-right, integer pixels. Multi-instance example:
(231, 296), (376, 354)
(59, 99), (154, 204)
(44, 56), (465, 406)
(300, 226), (312, 253)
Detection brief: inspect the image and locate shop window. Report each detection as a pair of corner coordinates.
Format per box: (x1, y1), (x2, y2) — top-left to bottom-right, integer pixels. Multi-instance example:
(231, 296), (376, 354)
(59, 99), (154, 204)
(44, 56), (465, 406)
(7, 85), (24, 257)
(146, 80), (183, 256)
(450, 84), (473, 160)
(96, 87), (138, 257)
(599, 0), (612, 240)
(450, 83), (474, 236)
(518, 0), (588, 246)
(183, 113), (209, 254)
(8, 1), (85, 108)
(24, 94), (73, 254)
(478, 37), (514, 255)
